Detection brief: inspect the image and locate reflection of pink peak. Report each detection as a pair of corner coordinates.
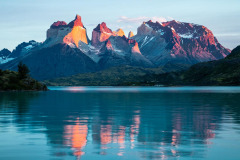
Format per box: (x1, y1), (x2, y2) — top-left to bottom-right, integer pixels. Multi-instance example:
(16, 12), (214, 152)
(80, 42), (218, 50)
(64, 120), (88, 159)
(100, 125), (112, 145)
(68, 14), (84, 28)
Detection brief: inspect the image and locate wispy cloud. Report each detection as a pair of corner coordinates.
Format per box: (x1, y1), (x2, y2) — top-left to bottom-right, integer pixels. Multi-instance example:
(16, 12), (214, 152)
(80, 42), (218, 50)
(117, 16), (169, 24)
(214, 33), (240, 37)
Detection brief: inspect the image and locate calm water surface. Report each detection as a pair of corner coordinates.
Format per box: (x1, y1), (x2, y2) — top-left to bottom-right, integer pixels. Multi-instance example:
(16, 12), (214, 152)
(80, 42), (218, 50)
(0, 86), (240, 160)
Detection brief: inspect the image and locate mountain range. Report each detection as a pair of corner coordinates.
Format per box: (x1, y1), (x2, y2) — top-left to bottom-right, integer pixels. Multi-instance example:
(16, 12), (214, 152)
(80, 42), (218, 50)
(0, 15), (230, 80)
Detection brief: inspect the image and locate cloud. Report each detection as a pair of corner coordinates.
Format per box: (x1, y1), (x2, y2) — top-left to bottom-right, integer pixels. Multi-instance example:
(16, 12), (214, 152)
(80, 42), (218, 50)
(214, 33), (240, 37)
(117, 16), (169, 24)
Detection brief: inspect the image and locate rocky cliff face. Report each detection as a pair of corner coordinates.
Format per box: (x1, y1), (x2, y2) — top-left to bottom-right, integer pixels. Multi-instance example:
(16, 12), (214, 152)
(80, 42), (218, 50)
(46, 15), (89, 48)
(89, 22), (152, 68)
(128, 31), (134, 38)
(91, 22), (113, 48)
(0, 41), (41, 65)
(0, 49), (11, 58)
(98, 36), (153, 69)
(0, 49), (12, 64)
(113, 28), (125, 37)
(63, 15), (89, 47)
(132, 20), (230, 66)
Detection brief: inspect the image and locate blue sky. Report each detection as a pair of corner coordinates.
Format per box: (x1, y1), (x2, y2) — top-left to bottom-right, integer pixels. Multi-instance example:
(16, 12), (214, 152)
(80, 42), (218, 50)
(0, 0), (239, 50)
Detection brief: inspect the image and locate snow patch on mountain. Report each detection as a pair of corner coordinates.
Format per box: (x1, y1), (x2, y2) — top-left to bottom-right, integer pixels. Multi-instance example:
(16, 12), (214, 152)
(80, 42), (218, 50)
(0, 57), (15, 64)
(178, 33), (193, 39)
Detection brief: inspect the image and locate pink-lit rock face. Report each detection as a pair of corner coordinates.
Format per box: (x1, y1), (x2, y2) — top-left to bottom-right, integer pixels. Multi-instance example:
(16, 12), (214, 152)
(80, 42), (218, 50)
(46, 22), (71, 44)
(113, 29), (125, 37)
(46, 15), (89, 47)
(131, 42), (141, 54)
(68, 14), (84, 28)
(63, 15), (88, 47)
(50, 21), (67, 29)
(134, 20), (231, 65)
(128, 31), (134, 38)
(137, 22), (154, 36)
(63, 26), (88, 47)
(128, 39), (141, 54)
(105, 39), (113, 50)
(92, 22), (113, 47)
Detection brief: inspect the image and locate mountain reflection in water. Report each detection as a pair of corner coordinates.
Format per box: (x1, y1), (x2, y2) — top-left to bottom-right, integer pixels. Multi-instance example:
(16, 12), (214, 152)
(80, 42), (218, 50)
(0, 87), (240, 160)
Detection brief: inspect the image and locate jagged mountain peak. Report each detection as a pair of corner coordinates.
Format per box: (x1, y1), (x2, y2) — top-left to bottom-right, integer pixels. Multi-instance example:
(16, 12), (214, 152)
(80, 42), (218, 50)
(50, 21), (68, 29)
(0, 48), (12, 64)
(94, 22), (112, 33)
(0, 48), (11, 57)
(113, 28), (125, 37)
(68, 14), (84, 28)
(46, 15), (89, 48)
(128, 31), (134, 38)
(92, 22), (113, 47)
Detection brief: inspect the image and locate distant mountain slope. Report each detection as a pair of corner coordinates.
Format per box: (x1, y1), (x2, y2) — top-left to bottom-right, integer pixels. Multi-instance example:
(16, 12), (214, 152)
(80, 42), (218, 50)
(137, 45), (240, 86)
(0, 49), (12, 64)
(1, 44), (98, 80)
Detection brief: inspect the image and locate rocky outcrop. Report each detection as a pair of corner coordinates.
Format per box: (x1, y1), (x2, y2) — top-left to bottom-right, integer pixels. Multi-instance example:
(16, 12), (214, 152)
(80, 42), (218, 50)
(10, 40), (40, 58)
(46, 15), (89, 48)
(63, 15), (89, 47)
(98, 36), (153, 69)
(133, 20), (231, 66)
(113, 28), (125, 37)
(128, 31), (134, 38)
(91, 22), (113, 48)
(0, 49), (12, 64)
(0, 49), (11, 58)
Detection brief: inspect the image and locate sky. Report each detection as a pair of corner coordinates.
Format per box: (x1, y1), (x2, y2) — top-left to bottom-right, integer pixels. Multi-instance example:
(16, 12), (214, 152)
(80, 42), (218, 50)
(0, 0), (239, 51)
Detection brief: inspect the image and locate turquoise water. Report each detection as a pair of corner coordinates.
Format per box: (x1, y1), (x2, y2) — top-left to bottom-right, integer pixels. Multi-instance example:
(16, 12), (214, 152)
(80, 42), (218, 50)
(0, 86), (240, 160)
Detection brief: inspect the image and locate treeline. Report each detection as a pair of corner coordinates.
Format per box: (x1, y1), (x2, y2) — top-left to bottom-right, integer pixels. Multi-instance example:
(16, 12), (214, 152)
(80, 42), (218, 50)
(0, 62), (47, 91)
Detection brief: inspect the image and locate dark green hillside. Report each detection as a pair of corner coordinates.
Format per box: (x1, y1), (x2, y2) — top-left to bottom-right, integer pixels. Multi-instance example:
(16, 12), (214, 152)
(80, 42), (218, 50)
(180, 46), (240, 85)
(44, 66), (166, 86)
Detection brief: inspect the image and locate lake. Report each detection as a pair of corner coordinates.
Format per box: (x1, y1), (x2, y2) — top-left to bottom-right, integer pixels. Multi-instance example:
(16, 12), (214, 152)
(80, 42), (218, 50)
(0, 86), (240, 160)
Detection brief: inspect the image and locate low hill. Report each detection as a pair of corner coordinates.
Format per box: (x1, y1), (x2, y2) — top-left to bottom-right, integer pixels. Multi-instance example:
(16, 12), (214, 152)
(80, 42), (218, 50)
(45, 64), (190, 86)
(44, 66), (165, 86)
